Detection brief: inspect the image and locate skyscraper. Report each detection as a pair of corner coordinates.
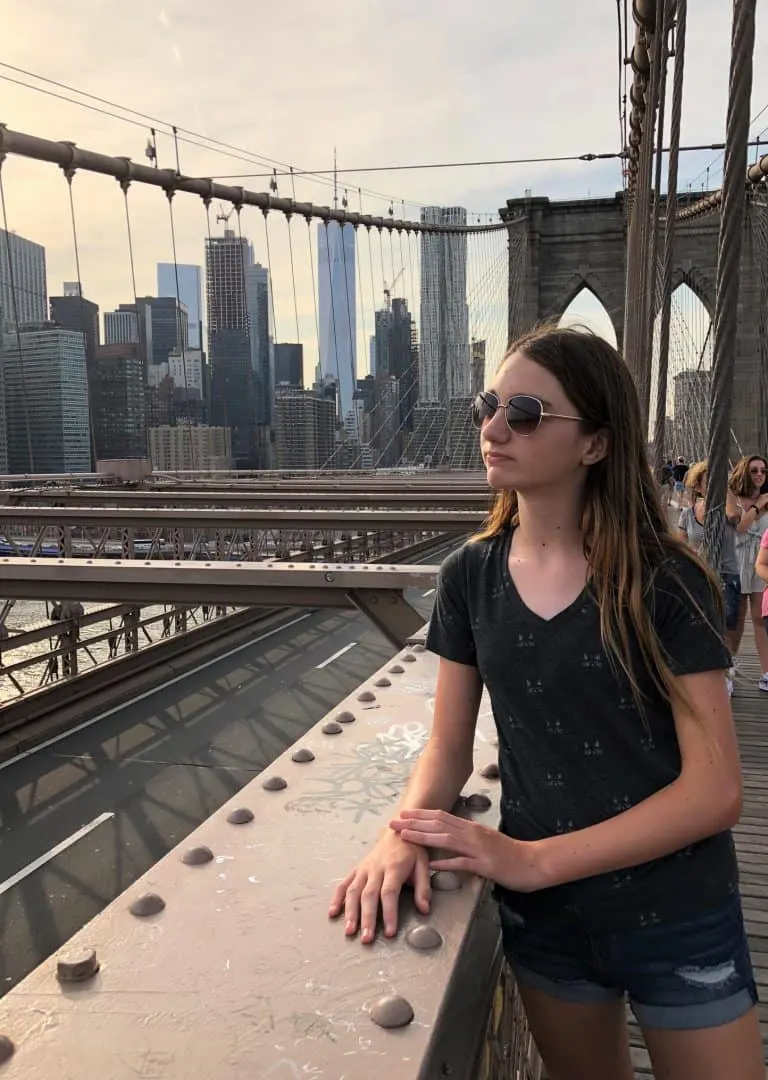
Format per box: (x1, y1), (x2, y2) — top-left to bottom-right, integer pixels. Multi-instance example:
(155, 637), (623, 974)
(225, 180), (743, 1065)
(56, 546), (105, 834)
(0, 229), (47, 330)
(90, 344), (146, 460)
(1, 323), (90, 472)
(206, 229), (257, 468)
(244, 263), (272, 425)
(419, 206), (469, 403)
(274, 343), (304, 387)
(50, 288), (100, 372)
(318, 222), (356, 422)
(104, 306), (141, 346)
(157, 264), (203, 349)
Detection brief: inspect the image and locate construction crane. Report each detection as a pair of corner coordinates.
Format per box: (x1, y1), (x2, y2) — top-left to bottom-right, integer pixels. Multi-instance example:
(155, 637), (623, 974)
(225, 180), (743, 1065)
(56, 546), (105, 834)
(383, 266), (405, 308)
(216, 203), (234, 227)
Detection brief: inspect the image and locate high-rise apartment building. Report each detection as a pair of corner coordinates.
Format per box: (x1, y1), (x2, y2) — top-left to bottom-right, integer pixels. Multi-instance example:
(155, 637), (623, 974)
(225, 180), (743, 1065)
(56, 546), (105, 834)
(104, 306), (141, 346)
(0, 229), (47, 330)
(104, 299), (187, 373)
(157, 264), (203, 349)
(274, 343), (303, 387)
(318, 221), (356, 421)
(419, 207), (469, 403)
(90, 344), (146, 461)
(148, 425), (232, 472)
(273, 387), (336, 469)
(244, 263), (272, 425)
(206, 229), (257, 468)
(0, 322), (91, 472)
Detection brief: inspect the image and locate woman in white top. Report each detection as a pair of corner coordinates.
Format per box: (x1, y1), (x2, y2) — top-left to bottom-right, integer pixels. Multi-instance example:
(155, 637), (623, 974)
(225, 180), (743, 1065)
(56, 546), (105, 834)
(728, 455), (768, 689)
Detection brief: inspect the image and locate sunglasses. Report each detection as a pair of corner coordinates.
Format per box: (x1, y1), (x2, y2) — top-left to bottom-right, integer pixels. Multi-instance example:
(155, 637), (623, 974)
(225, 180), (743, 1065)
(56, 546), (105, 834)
(471, 392), (583, 436)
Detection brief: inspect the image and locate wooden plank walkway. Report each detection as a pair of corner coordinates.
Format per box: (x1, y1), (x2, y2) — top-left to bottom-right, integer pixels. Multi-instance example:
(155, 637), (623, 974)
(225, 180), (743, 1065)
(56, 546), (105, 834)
(629, 632), (768, 1075)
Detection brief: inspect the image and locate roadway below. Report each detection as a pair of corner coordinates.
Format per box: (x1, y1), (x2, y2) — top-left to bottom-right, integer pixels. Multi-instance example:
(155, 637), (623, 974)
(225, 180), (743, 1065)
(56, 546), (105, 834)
(0, 541), (453, 998)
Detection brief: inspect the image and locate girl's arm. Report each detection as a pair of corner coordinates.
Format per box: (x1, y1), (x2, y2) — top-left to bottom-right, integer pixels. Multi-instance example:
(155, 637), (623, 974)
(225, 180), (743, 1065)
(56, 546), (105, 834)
(755, 542), (768, 585)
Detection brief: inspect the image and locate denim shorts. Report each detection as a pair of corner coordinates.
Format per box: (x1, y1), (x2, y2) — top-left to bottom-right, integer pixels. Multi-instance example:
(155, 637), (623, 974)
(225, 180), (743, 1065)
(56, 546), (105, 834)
(720, 572), (741, 632)
(499, 896), (757, 1031)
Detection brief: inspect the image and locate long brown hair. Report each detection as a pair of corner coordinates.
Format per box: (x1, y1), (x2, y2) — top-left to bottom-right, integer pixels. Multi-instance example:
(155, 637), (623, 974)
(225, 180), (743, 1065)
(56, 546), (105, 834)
(473, 325), (721, 707)
(729, 455), (767, 498)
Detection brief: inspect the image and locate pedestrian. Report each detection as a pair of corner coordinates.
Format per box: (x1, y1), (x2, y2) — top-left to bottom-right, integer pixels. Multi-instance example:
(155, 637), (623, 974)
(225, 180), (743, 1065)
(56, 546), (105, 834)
(728, 455), (768, 690)
(671, 456), (688, 507)
(329, 326), (761, 1080)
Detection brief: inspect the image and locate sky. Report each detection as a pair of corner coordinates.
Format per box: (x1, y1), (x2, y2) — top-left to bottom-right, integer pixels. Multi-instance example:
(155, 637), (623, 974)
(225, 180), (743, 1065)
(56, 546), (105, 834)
(2, 0), (766, 384)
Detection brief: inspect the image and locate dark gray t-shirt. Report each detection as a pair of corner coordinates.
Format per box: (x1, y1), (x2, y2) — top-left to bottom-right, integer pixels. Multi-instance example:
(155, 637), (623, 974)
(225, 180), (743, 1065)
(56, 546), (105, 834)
(426, 530), (738, 932)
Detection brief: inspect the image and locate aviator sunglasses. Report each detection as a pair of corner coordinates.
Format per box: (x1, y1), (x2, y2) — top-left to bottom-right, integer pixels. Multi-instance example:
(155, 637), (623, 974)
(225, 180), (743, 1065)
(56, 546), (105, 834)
(471, 391), (583, 436)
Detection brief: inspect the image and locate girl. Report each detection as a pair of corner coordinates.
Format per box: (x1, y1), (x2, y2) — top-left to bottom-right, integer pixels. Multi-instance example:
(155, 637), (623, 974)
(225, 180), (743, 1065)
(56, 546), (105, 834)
(677, 460), (742, 692)
(728, 455), (768, 689)
(329, 327), (761, 1080)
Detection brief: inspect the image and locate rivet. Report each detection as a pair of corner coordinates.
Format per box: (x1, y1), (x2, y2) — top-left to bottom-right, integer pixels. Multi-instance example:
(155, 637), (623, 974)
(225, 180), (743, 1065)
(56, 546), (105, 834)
(370, 994), (414, 1029)
(357, 690), (376, 702)
(452, 795), (468, 813)
(56, 946), (99, 983)
(0, 1035), (14, 1064)
(412, 643), (426, 652)
(335, 710), (356, 724)
(405, 924), (443, 951)
(129, 892), (165, 918)
(182, 844), (214, 865)
(322, 721), (343, 735)
(479, 762), (500, 780)
(262, 775), (287, 791)
(226, 808), (254, 825)
(291, 747), (315, 763)
(466, 793), (492, 812)
(402, 653), (417, 663)
(374, 677), (391, 688)
(388, 664), (404, 674)
(432, 870), (462, 892)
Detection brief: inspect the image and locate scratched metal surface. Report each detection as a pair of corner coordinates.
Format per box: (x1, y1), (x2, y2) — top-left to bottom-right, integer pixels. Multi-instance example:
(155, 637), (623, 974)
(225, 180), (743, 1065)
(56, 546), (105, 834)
(0, 644), (502, 1079)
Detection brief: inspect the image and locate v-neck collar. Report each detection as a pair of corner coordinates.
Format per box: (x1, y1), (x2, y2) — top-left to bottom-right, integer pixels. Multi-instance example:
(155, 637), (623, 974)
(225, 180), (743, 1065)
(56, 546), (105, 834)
(499, 529), (592, 628)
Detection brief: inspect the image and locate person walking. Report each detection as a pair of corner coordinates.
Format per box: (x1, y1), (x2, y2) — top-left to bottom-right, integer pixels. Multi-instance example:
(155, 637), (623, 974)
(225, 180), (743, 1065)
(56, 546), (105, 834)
(728, 455), (768, 690)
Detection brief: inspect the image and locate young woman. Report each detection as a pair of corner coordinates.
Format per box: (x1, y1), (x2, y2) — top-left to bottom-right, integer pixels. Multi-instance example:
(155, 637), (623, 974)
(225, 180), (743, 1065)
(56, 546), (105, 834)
(677, 460), (742, 691)
(329, 327), (761, 1080)
(728, 455), (768, 688)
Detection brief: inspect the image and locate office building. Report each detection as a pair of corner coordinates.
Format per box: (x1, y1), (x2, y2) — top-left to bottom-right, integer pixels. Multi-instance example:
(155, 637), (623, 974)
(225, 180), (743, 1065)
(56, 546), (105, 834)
(144, 296), (188, 367)
(318, 221), (356, 422)
(273, 387), (336, 469)
(1, 322), (90, 472)
(157, 263), (203, 348)
(90, 344), (146, 461)
(0, 229), (47, 330)
(206, 229), (257, 467)
(470, 339), (486, 396)
(274, 343), (303, 388)
(244, 263), (272, 423)
(419, 207), (469, 403)
(148, 424), (232, 472)
(50, 288), (100, 371)
(105, 306), (141, 346)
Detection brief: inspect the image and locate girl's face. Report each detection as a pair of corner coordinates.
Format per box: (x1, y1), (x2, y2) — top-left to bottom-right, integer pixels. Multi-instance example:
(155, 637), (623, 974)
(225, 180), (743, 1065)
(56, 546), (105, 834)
(479, 350), (606, 493)
(748, 458), (767, 491)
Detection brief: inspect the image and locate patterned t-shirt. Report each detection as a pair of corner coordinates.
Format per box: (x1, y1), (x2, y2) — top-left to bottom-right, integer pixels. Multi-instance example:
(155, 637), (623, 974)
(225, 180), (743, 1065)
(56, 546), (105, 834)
(425, 529), (738, 932)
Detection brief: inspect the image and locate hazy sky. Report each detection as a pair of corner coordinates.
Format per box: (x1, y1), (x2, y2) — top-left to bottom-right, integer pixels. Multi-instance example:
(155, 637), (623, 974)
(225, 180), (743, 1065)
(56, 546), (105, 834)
(2, 0), (766, 380)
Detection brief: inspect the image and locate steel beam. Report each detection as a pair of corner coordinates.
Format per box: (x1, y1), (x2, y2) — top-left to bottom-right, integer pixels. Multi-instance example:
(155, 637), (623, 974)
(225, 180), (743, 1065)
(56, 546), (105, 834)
(0, 489), (492, 509)
(0, 506), (484, 532)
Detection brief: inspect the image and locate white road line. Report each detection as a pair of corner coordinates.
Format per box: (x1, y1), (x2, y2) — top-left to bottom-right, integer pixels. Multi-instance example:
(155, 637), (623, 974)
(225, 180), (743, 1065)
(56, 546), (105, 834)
(316, 642), (357, 669)
(422, 588), (435, 597)
(0, 611), (314, 772)
(0, 811), (115, 896)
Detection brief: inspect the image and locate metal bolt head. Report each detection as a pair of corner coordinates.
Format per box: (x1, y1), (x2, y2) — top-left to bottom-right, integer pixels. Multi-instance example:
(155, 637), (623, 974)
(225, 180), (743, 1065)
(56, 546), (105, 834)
(412, 643), (426, 652)
(0, 1035), (14, 1064)
(370, 994), (414, 1029)
(322, 721), (343, 735)
(182, 844), (215, 865)
(291, 747), (315, 763)
(262, 775), (288, 792)
(388, 664), (404, 674)
(129, 892), (165, 918)
(226, 808), (254, 825)
(57, 946), (99, 983)
(357, 690), (376, 702)
(479, 762), (499, 780)
(335, 710), (356, 724)
(466, 793), (492, 812)
(405, 924), (443, 951)
(374, 677), (391, 688)
(431, 870), (462, 892)
(402, 653), (417, 663)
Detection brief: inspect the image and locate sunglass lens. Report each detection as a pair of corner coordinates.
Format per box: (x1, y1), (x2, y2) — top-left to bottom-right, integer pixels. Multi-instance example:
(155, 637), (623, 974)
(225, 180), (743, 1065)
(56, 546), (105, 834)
(504, 395), (542, 435)
(471, 393), (496, 428)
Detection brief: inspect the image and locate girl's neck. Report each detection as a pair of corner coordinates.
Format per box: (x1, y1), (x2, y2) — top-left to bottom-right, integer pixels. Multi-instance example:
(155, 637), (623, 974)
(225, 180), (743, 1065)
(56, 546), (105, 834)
(514, 487), (585, 554)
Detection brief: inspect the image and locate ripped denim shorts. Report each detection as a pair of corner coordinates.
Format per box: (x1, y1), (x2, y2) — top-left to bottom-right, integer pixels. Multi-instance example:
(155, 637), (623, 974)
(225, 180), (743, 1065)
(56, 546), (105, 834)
(499, 895), (757, 1031)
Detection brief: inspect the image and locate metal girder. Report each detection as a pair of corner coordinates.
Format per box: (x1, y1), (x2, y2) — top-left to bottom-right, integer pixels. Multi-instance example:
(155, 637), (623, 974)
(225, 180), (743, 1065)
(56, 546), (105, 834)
(0, 506), (484, 532)
(346, 588), (428, 648)
(1, 489), (492, 509)
(0, 559), (439, 625)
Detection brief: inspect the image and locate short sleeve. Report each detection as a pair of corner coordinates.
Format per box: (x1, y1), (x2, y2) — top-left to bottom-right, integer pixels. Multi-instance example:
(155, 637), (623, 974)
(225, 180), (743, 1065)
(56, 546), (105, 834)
(650, 555), (731, 675)
(425, 545), (477, 666)
(760, 528), (768, 550)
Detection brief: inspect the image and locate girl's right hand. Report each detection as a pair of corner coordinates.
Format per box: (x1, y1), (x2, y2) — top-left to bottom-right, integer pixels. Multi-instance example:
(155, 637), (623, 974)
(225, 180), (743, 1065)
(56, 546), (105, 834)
(328, 829), (432, 944)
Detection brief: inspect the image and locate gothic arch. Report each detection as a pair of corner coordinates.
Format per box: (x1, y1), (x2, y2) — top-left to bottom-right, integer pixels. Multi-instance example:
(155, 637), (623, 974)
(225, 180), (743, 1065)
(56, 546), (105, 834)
(549, 272), (623, 344)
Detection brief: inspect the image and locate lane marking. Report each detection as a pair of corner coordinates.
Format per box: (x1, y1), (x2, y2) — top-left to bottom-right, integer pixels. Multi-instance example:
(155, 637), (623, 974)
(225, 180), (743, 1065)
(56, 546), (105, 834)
(0, 611), (314, 772)
(0, 811), (115, 896)
(422, 588), (435, 597)
(315, 642), (357, 669)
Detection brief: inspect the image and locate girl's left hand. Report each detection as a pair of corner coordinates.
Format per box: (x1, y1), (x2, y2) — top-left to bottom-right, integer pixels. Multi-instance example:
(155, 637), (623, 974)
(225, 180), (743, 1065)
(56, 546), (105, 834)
(389, 809), (545, 893)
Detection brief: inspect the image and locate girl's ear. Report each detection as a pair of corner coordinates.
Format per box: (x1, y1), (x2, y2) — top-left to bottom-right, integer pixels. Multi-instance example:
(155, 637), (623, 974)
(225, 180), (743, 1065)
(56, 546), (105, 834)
(582, 429), (609, 467)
